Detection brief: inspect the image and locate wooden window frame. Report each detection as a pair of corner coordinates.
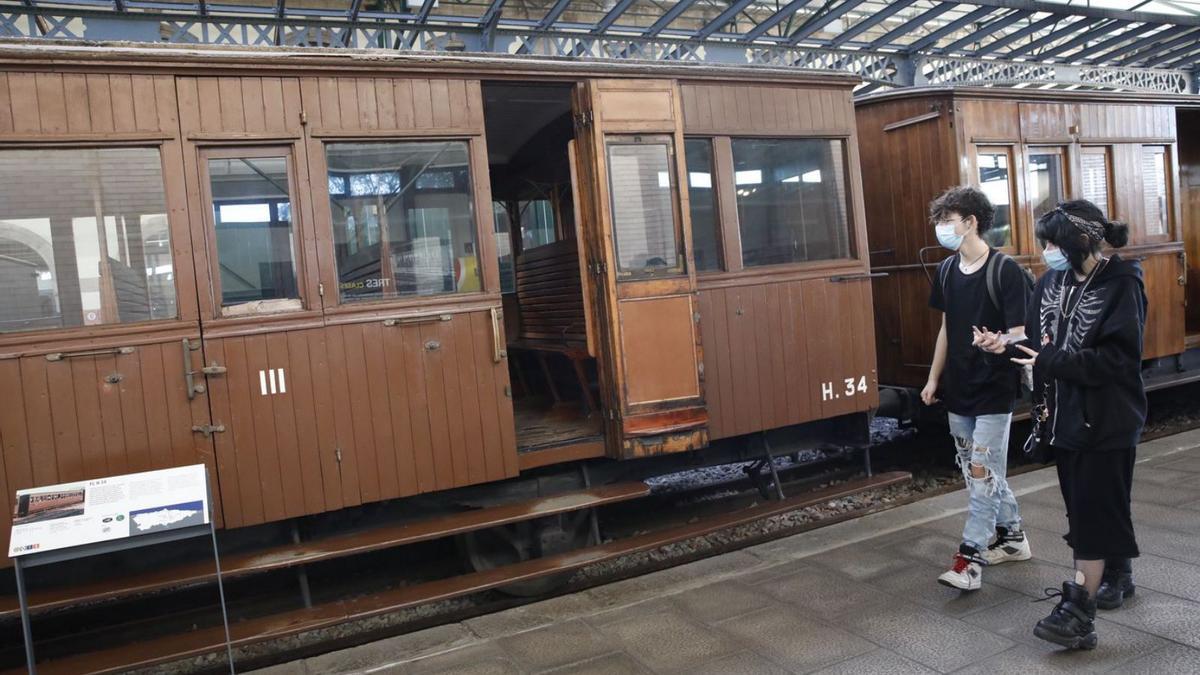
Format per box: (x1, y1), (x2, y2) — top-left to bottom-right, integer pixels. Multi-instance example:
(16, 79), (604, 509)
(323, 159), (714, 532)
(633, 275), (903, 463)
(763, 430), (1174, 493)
(1139, 144), (1174, 244)
(1023, 145), (1070, 250)
(972, 145), (1021, 256)
(313, 135), (501, 317)
(198, 145), (312, 320)
(718, 135), (858, 275)
(603, 133), (688, 281)
(681, 135), (729, 274)
(1079, 145), (1115, 221)
(0, 141), (204, 348)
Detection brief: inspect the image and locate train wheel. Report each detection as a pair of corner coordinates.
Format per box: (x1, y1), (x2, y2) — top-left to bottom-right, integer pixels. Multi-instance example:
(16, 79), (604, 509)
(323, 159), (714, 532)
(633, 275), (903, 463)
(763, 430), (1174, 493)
(458, 510), (598, 597)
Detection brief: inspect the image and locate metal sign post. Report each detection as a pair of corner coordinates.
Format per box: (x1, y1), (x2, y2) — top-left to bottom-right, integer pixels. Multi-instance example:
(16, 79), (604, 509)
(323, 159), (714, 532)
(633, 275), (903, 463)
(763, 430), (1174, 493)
(9, 466), (234, 674)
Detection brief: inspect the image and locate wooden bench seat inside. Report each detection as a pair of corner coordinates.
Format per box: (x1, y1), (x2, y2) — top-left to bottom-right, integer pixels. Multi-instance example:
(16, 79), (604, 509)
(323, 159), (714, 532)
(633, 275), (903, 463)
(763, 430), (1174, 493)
(0, 482), (649, 620)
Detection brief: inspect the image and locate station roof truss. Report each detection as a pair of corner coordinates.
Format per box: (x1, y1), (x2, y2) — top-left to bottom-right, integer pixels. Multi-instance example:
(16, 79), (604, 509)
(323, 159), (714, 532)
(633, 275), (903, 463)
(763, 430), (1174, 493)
(2, 0), (1199, 94)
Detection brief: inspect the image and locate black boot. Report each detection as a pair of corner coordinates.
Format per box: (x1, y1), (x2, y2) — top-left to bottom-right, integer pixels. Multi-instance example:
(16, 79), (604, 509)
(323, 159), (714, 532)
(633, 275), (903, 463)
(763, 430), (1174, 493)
(1096, 562), (1135, 610)
(1034, 581), (1098, 650)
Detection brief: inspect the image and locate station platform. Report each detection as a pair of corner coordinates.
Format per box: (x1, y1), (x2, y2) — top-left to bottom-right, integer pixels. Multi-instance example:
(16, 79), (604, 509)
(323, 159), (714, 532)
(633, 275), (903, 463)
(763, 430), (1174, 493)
(254, 429), (1200, 674)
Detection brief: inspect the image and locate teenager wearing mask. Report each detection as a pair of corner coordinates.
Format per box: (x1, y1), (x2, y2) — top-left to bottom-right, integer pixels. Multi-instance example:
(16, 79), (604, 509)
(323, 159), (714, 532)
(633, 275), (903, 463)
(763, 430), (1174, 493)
(923, 186), (1033, 591)
(994, 199), (1146, 650)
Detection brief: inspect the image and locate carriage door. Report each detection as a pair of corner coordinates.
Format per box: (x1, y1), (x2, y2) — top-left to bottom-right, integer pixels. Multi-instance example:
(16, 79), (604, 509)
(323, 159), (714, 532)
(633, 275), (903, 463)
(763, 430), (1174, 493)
(573, 80), (708, 459)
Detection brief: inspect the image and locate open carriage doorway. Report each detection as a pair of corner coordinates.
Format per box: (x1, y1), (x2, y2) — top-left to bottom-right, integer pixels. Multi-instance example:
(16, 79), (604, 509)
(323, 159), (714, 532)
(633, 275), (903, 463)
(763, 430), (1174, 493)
(482, 83), (604, 464)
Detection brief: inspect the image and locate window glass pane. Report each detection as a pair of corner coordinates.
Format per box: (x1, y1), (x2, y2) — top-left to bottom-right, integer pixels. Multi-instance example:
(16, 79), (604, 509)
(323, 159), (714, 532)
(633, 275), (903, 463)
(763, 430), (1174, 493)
(326, 141), (480, 302)
(1081, 150), (1110, 218)
(606, 141), (682, 276)
(208, 156), (299, 309)
(519, 199), (556, 250)
(0, 148), (175, 333)
(685, 139), (721, 272)
(732, 138), (850, 267)
(494, 201), (515, 294)
(1028, 151), (1065, 222)
(977, 151), (1013, 248)
(1142, 146), (1168, 237)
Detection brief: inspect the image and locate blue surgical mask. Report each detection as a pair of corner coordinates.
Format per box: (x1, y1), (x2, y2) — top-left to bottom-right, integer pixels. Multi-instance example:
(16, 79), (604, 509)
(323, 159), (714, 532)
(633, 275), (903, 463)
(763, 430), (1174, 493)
(935, 224), (964, 252)
(1043, 247), (1071, 272)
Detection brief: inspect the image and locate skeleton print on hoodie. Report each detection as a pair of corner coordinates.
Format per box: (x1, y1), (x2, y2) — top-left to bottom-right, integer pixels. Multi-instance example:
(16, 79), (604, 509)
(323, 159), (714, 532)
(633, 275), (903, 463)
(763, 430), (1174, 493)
(1024, 254), (1148, 453)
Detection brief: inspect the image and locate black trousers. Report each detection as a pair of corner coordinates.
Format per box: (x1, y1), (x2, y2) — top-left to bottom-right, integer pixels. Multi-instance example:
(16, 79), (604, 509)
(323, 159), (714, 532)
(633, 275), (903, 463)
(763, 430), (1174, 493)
(1054, 446), (1139, 560)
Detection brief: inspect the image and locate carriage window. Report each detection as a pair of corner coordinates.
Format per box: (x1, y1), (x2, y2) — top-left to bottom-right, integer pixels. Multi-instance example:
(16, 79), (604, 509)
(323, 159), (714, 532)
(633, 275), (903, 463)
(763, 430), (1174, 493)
(493, 202), (515, 294)
(732, 138), (850, 267)
(685, 138), (721, 272)
(207, 155), (299, 313)
(976, 148), (1014, 249)
(605, 138), (683, 277)
(1142, 146), (1169, 237)
(519, 199), (557, 250)
(0, 148), (176, 333)
(326, 141), (480, 302)
(1028, 149), (1066, 222)
(1081, 147), (1112, 218)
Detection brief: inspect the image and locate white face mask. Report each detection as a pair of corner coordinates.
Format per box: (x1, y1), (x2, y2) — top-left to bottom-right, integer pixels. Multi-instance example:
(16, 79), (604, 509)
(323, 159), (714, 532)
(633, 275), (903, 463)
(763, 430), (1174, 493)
(936, 224), (964, 251)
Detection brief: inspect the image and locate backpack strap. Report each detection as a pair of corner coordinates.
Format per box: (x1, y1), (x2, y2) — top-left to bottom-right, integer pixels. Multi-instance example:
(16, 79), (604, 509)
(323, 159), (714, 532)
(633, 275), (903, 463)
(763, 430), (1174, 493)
(985, 250), (1004, 312)
(938, 254), (956, 304)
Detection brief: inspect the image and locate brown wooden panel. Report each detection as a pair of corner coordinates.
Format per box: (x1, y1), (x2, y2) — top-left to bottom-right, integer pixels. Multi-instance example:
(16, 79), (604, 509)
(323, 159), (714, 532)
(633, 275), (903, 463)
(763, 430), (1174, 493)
(1020, 102), (1078, 141)
(1141, 251), (1186, 360)
(1181, 109), (1200, 336)
(958, 98), (1019, 142)
(0, 73), (12, 132)
(680, 83), (856, 136)
(618, 296), (700, 405)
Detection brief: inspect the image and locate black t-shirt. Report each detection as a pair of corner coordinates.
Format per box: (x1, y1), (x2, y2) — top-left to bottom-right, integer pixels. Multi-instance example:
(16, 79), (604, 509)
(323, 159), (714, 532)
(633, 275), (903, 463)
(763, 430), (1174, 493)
(929, 250), (1029, 416)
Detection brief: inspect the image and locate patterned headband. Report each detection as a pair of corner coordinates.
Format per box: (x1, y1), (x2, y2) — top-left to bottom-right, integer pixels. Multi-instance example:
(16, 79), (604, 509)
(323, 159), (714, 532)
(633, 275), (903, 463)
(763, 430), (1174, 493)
(1055, 207), (1106, 242)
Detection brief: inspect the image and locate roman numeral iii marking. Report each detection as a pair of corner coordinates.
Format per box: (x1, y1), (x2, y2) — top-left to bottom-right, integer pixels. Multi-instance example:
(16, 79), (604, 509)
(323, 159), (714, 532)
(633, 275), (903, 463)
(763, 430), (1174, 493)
(258, 368), (287, 396)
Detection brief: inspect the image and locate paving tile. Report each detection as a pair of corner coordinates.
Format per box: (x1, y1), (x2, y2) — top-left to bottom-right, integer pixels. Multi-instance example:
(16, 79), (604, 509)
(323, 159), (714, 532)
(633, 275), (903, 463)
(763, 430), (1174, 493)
(685, 651), (792, 675)
(1132, 466), (1198, 486)
(1133, 480), (1200, 507)
(594, 607), (741, 672)
(1098, 587), (1200, 649)
(1022, 525), (1076, 570)
(976, 558), (1078, 600)
(543, 652), (650, 675)
(867, 560), (1021, 617)
(669, 581), (778, 624)
(497, 619), (615, 672)
(809, 649), (936, 675)
(1159, 455), (1200, 473)
(1131, 501), (1200, 536)
(836, 599), (1013, 672)
(303, 623), (477, 674)
(758, 566), (894, 622)
(1120, 643), (1200, 674)
(1133, 522), (1200, 563)
(404, 643), (523, 675)
(804, 540), (913, 581)
(952, 644), (1101, 674)
(737, 560), (811, 586)
(961, 596), (1167, 670)
(1127, 553), (1200, 604)
(585, 597), (677, 628)
(878, 530), (962, 568)
(466, 592), (598, 639)
(713, 606), (875, 672)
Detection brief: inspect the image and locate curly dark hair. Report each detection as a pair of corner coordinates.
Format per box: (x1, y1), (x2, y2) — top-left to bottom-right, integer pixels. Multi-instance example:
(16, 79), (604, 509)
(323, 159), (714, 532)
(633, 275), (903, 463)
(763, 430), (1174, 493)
(929, 186), (996, 234)
(1035, 199), (1129, 273)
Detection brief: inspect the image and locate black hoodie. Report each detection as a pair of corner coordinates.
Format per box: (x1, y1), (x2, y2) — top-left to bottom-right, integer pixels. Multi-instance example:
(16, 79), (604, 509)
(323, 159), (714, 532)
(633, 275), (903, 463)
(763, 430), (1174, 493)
(1024, 254), (1148, 453)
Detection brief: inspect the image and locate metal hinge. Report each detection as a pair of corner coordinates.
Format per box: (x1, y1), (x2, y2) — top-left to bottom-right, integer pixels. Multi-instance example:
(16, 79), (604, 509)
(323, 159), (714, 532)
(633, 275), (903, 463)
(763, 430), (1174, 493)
(318, 282), (325, 297)
(300, 110), (308, 126)
(191, 424), (226, 439)
(335, 447), (343, 464)
(201, 363), (227, 375)
(590, 261), (606, 276)
(574, 110), (593, 128)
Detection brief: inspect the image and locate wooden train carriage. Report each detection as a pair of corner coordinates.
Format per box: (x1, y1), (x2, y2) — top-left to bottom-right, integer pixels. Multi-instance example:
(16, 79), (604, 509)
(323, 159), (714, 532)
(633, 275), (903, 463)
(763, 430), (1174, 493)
(856, 88), (1197, 400)
(0, 43), (878, 562)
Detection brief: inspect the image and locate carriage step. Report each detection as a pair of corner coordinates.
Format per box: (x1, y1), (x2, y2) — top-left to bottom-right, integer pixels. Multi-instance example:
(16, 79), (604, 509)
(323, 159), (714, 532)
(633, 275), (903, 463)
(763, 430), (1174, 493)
(0, 481), (650, 620)
(13, 472), (908, 675)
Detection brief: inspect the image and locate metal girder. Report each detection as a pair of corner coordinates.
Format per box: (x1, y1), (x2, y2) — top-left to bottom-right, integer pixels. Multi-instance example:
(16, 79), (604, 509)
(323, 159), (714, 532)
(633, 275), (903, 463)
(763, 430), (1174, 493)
(867, 2), (956, 50)
(113, 0), (125, 11)
(1116, 27), (1200, 66)
(198, 0), (207, 16)
(787, 0), (868, 45)
(938, 9), (1029, 54)
(1085, 24), (1192, 63)
(902, 4), (994, 53)
(1159, 44), (1200, 69)
(347, 0), (363, 22)
(827, 0), (916, 49)
(694, 0), (759, 40)
(274, 0), (284, 19)
(740, 0), (811, 43)
(1003, 16), (1104, 59)
(1136, 31), (1200, 67)
(949, 0), (1198, 28)
(971, 13), (1059, 57)
(643, 0), (698, 37)
(1027, 18), (1125, 60)
(1044, 19), (1146, 61)
(593, 0), (639, 33)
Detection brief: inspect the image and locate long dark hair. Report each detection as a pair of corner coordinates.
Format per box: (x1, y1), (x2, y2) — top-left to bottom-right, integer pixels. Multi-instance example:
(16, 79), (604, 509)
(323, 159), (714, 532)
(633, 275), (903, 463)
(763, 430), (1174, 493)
(1034, 199), (1129, 274)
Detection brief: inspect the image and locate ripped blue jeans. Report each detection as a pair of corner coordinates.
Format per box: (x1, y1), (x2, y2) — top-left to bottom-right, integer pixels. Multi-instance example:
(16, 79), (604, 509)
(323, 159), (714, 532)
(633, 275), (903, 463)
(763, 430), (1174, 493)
(947, 412), (1022, 553)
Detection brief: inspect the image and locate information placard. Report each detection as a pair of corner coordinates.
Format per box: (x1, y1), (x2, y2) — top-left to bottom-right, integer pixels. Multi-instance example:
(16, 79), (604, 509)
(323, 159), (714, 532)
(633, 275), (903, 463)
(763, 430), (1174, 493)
(9, 465), (209, 558)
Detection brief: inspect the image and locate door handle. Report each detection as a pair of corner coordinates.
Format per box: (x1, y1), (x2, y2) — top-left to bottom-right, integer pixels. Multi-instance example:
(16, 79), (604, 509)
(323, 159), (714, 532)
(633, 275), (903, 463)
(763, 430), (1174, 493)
(192, 424), (226, 439)
(45, 346), (135, 362)
(182, 338), (203, 400)
(383, 313), (452, 327)
(490, 306), (506, 363)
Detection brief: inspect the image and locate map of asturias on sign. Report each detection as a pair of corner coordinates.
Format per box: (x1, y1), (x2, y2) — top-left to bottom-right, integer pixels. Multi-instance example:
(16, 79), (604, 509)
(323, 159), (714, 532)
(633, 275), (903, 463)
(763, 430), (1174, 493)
(129, 501), (206, 535)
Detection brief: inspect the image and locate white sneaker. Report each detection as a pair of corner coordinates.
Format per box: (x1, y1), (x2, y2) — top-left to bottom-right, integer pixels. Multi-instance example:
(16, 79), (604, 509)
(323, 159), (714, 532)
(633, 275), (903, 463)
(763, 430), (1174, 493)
(982, 528), (1032, 565)
(938, 553), (982, 591)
